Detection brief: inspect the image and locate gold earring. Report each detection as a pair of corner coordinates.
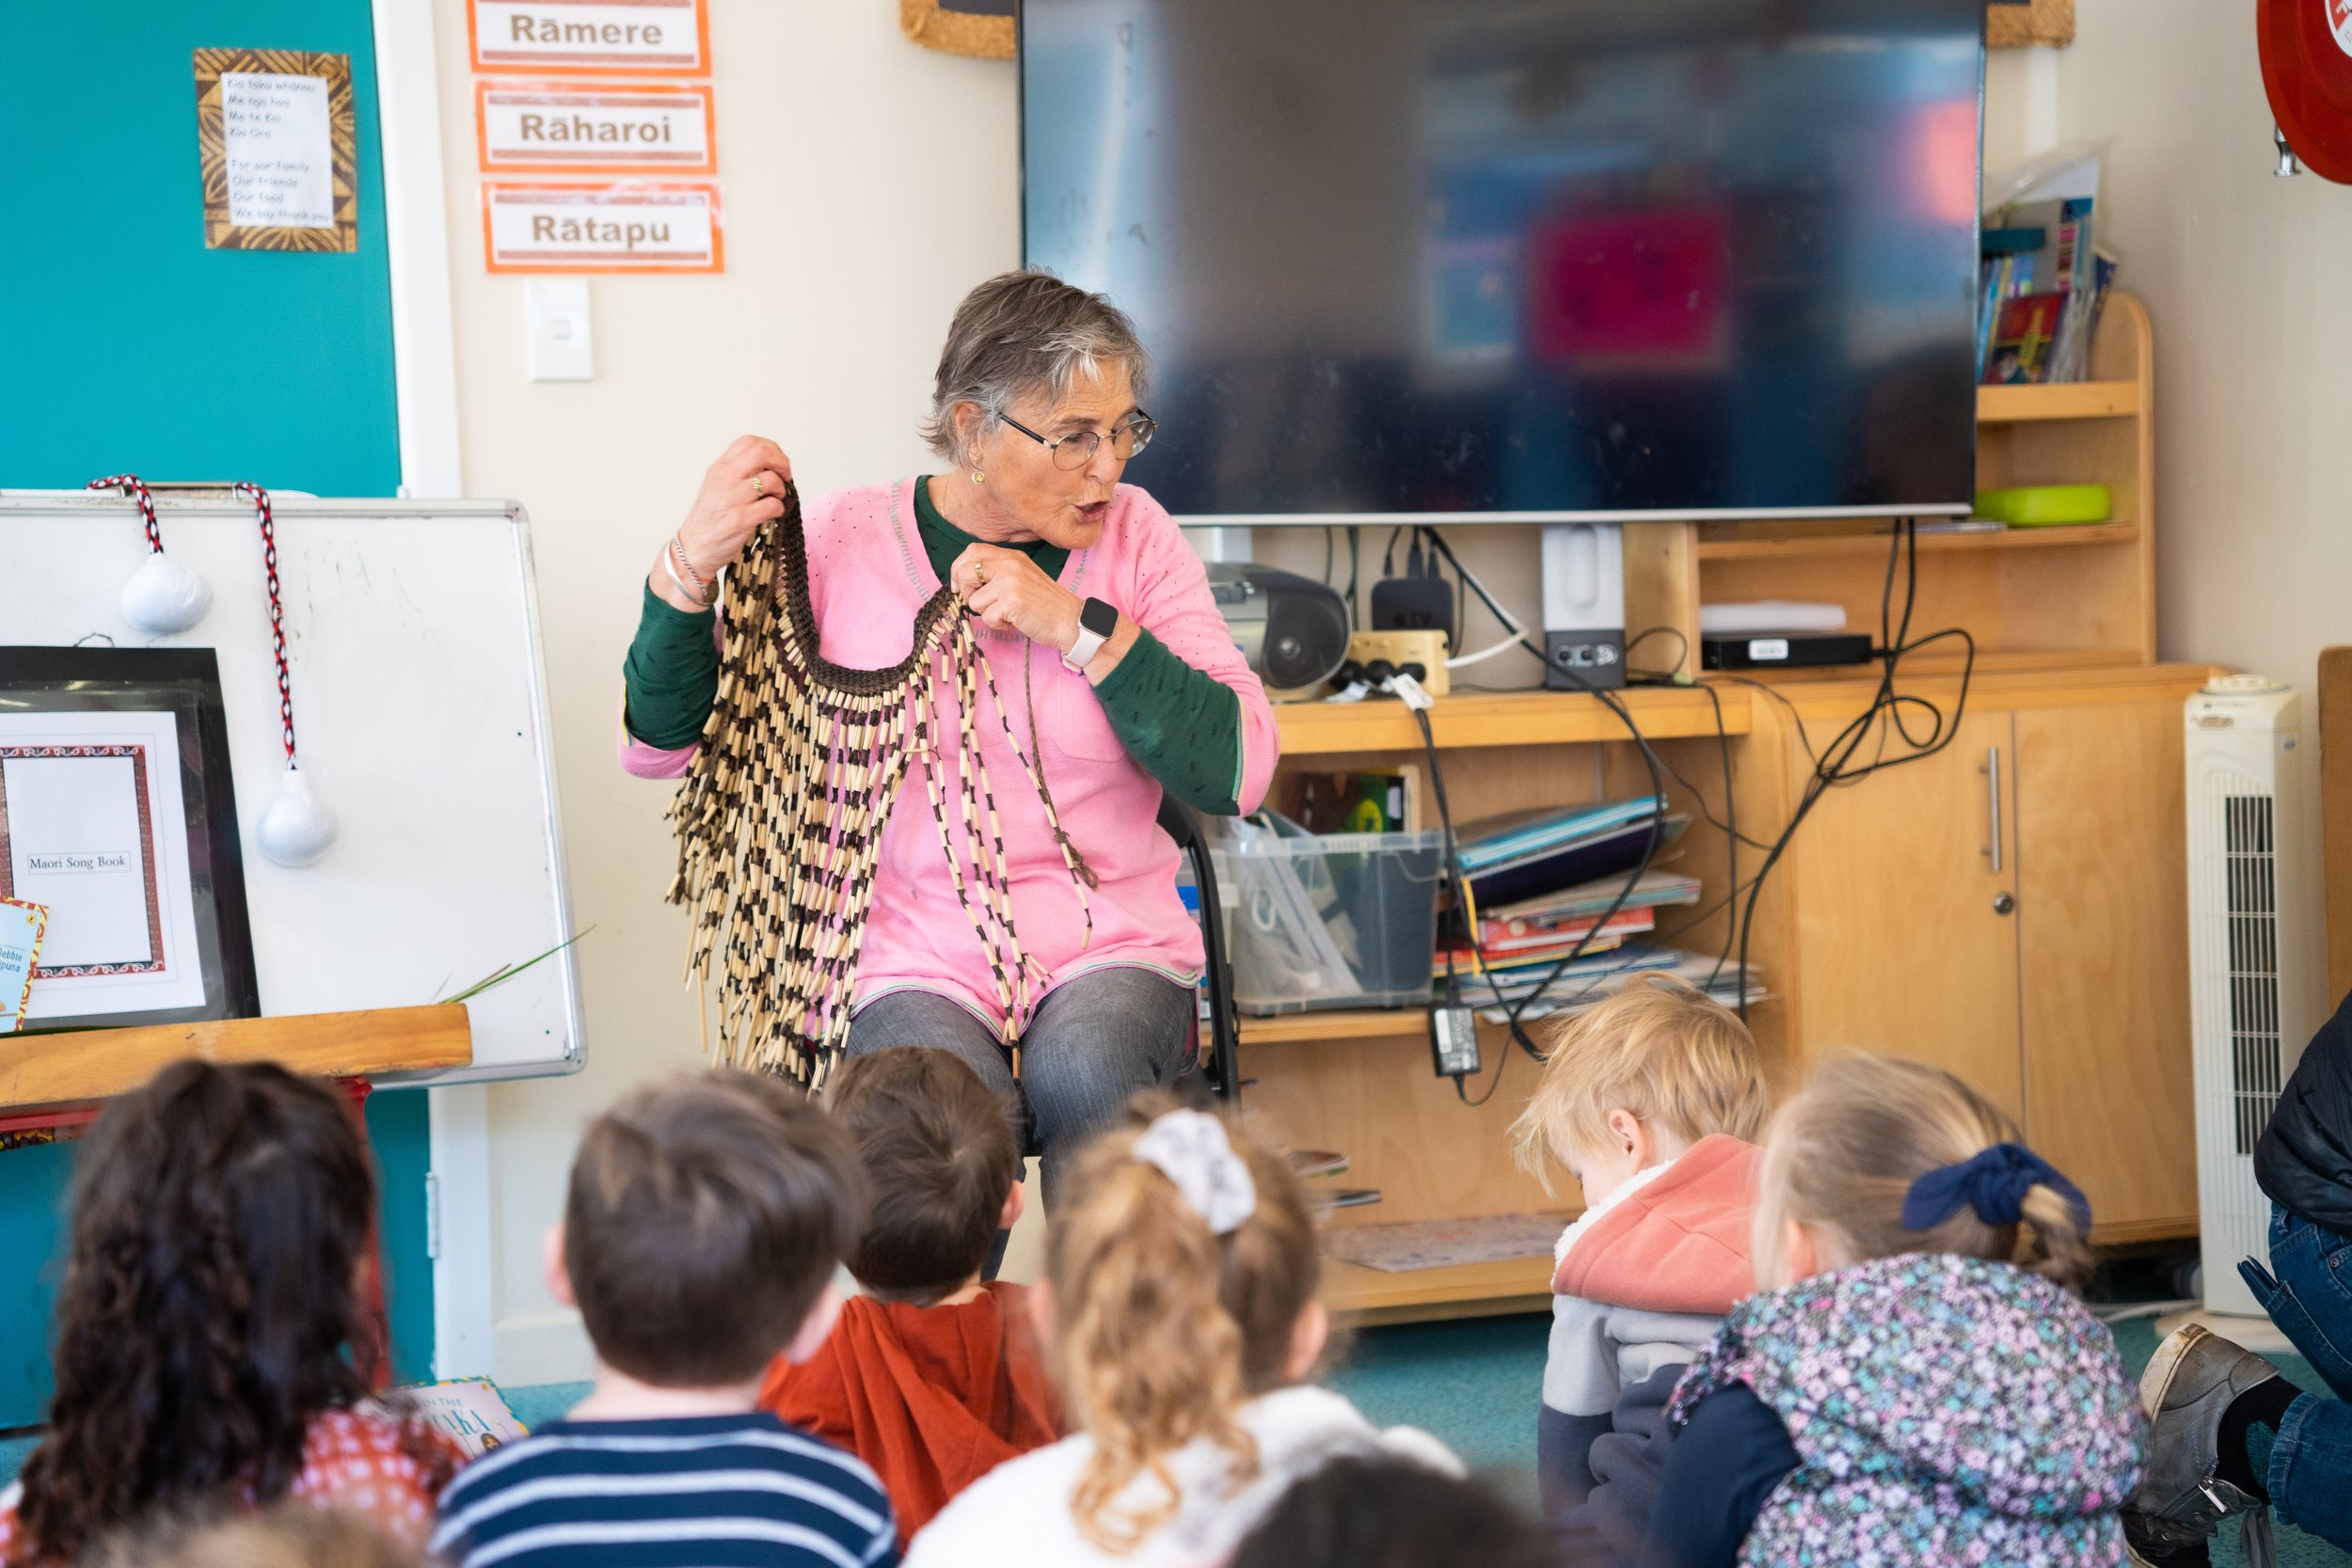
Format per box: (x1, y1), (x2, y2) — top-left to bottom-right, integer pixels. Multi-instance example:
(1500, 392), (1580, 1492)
(971, 468), (986, 484)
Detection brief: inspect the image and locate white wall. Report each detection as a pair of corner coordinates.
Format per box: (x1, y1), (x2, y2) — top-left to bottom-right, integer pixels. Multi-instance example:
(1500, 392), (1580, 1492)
(426, 0), (1022, 1381)
(1986, 3), (2345, 1027)
(432, 4), (2352, 1378)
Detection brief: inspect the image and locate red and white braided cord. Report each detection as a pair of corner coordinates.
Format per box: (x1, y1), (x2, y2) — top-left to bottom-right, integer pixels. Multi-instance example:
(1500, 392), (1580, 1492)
(233, 482), (298, 764)
(87, 473), (163, 553)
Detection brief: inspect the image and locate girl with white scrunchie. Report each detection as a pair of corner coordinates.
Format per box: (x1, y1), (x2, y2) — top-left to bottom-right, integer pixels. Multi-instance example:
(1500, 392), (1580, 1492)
(906, 1100), (1458, 1567)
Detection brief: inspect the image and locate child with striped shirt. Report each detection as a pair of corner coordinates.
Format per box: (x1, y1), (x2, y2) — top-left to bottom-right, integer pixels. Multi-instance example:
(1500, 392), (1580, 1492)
(431, 1070), (898, 1568)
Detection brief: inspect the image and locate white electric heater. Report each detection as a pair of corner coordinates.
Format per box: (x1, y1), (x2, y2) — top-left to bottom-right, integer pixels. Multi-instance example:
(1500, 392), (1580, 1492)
(2183, 675), (2319, 1317)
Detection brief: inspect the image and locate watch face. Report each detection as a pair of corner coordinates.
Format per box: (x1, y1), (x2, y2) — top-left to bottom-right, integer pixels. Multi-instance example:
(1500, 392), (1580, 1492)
(1081, 597), (1119, 637)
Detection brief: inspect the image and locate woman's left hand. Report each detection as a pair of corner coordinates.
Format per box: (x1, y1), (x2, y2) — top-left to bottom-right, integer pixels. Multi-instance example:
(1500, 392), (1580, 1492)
(952, 544), (1082, 654)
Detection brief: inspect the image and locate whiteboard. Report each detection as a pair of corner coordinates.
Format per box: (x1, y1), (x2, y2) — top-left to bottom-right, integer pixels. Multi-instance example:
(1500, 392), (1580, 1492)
(0, 490), (583, 1085)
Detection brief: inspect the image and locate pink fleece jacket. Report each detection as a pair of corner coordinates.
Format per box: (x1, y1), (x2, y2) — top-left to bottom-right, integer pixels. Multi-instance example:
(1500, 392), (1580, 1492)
(1550, 1134), (1759, 1315)
(618, 478), (1279, 1032)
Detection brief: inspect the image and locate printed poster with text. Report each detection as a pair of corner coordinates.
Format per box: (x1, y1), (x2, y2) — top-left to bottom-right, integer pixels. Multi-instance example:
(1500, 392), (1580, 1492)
(0, 711), (208, 1021)
(194, 48), (358, 252)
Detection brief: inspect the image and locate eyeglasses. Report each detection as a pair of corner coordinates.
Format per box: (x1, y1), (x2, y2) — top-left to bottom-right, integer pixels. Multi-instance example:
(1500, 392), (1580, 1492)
(998, 412), (1157, 471)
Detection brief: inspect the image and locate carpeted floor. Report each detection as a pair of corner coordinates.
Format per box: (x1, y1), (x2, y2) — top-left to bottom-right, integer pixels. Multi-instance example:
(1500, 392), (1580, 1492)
(4, 1316), (2346, 1564)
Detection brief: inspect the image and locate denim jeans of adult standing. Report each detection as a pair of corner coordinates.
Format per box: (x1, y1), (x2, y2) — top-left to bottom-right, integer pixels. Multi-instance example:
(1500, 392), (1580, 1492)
(842, 964), (1200, 1209)
(2238, 1204), (2352, 1547)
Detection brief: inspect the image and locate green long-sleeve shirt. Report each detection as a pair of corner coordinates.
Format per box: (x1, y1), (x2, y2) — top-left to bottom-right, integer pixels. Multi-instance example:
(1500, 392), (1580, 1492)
(622, 477), (1246, 813)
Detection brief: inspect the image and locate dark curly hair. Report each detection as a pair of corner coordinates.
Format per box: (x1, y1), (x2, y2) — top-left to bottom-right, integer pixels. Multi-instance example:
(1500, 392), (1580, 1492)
(10, 1061), (451, 1564)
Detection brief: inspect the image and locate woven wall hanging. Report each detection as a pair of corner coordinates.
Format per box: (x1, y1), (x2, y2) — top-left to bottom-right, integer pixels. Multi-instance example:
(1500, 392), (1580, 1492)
(899, 0), (1013, 60)
(668, 481), (1088, 1089)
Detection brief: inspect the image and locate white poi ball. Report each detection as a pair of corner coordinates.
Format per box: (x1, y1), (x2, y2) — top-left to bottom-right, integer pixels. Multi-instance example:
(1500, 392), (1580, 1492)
(119, 552), (213, 635)
(256, 765), (338, 868)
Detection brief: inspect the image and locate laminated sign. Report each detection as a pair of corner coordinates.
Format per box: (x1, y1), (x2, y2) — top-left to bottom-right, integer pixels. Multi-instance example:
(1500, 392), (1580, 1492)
(476, 82), (717, 174)
(483, 182), (723, 273)
(469, 0), (710, 75)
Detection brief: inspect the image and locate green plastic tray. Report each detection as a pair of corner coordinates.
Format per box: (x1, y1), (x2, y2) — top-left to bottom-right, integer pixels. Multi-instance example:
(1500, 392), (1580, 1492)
(1972, 483), (2113, 527)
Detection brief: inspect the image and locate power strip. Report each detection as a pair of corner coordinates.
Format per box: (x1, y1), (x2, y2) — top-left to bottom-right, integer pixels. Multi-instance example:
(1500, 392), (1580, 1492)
(1347, 630), (1451, 697)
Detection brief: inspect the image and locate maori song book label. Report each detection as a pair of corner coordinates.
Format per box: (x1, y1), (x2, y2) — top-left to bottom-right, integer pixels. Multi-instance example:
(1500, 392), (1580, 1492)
(483, 182), (723, 273)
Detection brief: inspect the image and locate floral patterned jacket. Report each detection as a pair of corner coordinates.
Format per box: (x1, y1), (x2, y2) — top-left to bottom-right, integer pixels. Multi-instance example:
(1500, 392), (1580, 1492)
(1667, 1252), (2146, 1567)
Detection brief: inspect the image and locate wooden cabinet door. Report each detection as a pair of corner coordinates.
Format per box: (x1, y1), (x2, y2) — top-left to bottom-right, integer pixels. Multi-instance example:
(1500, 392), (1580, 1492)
(1789, 709), (2024, 1118)
(2014, 700), (2198, 1236)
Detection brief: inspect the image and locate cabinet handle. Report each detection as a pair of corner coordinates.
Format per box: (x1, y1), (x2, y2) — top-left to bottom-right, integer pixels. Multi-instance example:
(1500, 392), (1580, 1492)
(1982, 745), (2003, 874)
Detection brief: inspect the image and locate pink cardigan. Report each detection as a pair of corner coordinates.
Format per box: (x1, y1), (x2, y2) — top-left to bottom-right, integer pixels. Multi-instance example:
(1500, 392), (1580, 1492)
(620, 479), (1279, 1033)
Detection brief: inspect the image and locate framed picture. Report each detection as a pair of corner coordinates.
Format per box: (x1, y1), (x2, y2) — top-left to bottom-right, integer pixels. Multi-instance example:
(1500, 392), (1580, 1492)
(193, 48), (360, 252)
(0, 648), (259, 1033)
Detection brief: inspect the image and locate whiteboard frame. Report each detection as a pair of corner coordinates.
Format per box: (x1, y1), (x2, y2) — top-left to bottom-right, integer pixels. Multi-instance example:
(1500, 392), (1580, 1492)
(0, 490), (588, 1091)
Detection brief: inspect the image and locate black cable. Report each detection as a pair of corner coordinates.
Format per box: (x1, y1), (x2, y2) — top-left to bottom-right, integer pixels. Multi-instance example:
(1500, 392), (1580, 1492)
(1624, 625), (1692, 679)
(1711, 673), (1822, 772)
(1698, 677), (1739, 994)
(1495, 667), (1670, 1059)
(1416, 528), (1550, 676)
(1405, 532), (1677, 1040)
(1405, 702), (1514, 1108)
(1343, 528), (1360, 632)
(1730, 519), (1976, 1006)
(1321, 526), (1334, 589)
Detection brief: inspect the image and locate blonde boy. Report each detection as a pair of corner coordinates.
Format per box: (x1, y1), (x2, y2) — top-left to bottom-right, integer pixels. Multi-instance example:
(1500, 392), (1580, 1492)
(1508, 974), (1768, 1567)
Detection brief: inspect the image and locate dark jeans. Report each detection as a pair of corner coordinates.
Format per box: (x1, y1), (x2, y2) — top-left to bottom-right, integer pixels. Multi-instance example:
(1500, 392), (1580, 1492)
(843, 965), (1199, 1208)
(2239, 1204), (2352, 1545)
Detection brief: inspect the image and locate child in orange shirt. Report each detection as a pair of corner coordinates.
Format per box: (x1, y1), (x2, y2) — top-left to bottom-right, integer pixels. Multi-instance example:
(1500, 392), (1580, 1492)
(762, 1048), (1063, 1544)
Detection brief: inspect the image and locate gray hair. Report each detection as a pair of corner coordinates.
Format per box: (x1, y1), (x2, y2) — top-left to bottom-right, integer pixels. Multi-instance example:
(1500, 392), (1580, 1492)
(922, 271), (1151, 467)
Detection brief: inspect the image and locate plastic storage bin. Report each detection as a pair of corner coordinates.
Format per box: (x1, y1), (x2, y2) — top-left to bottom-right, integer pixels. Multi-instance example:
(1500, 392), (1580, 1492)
(1209, 829), (1445, 1015)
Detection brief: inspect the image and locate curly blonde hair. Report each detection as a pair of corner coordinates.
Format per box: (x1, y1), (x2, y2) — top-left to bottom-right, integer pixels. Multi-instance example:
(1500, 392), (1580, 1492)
(1509, 974), (1769, 1191)
(1045, 1095), (1319, 1554)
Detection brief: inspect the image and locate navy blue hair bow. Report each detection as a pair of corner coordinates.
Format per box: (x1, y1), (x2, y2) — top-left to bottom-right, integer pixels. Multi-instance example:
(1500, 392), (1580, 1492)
(1900, 1142), (2090, 1233)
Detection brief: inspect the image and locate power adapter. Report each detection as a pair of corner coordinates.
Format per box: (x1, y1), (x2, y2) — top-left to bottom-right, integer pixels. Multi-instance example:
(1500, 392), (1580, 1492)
(1371, 574), (1455, 642)
(1429, 1004), (1481, 1077)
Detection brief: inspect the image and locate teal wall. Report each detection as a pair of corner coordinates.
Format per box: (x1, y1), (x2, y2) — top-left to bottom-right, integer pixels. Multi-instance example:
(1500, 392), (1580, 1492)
(0, 0), (400, 491)
(0, 0), (430, 1427)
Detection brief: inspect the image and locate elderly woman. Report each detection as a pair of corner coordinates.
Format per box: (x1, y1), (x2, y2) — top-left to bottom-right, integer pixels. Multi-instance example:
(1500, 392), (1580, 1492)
(617, 271), (1278, 1198)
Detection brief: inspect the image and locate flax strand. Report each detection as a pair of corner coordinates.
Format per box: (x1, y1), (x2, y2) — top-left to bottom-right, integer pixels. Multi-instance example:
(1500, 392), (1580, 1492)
(668, 481), (1091, 1091)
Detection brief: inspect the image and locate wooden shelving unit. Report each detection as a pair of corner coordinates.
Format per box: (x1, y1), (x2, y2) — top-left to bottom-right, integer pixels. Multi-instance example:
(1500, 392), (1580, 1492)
(1977, 381), (2140, 421)
(1324, 1254), (1558, 1325)
(1253, 293), (2186, 1323)
(1634, 293), (2160, 673)
(1693, 520), (2137, 562)
(1277, 684), (1752, 756)
(0, 1005), (474, 1114)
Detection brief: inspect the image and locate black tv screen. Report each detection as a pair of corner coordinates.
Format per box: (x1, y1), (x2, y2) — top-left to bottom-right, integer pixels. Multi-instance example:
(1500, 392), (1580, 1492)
(1021, 0), (1983, 522)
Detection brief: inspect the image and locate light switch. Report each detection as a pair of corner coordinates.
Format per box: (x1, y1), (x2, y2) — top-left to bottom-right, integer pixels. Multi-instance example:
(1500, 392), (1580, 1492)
(526, 278), (593, 381)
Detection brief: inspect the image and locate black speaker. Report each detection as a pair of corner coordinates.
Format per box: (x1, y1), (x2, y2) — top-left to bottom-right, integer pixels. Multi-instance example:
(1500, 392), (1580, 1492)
(1205, 564), (1351, 697)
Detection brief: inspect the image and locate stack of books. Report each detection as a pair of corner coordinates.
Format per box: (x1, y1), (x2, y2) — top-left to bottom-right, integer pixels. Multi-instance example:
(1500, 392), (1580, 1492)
(1979, 197), (2117, 386)
(1433, 869), (1702, 982)
(1449, 797), (1686, 910)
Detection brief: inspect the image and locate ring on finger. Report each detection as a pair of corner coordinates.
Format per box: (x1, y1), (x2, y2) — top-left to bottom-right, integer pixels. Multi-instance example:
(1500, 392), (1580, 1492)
(750, 472), (767, 499)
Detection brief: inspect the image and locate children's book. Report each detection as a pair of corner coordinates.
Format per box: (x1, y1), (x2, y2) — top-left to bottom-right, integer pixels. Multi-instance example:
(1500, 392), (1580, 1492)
(1481, 868), (1702, 930)
(1453, 797), (1662, 874)
(1986, 292), (2068, 384)
(391, 1377), (530, 1458)
(1464, 815), (1687, 909)
(0, 899), (46, 1035)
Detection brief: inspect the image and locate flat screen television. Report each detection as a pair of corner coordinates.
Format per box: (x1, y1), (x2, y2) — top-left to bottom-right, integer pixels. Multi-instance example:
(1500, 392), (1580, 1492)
(1021, 0), (1984, 523)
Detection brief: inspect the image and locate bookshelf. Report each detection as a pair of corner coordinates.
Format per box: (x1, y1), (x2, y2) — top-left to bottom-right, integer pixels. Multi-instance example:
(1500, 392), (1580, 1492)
(1249, 293), (2201, 1323)
(1629, 292), (2160, 673)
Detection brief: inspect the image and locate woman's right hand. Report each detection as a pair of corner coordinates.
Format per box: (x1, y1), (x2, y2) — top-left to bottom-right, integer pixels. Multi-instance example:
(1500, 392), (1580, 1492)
(650, 436), (791, 611)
